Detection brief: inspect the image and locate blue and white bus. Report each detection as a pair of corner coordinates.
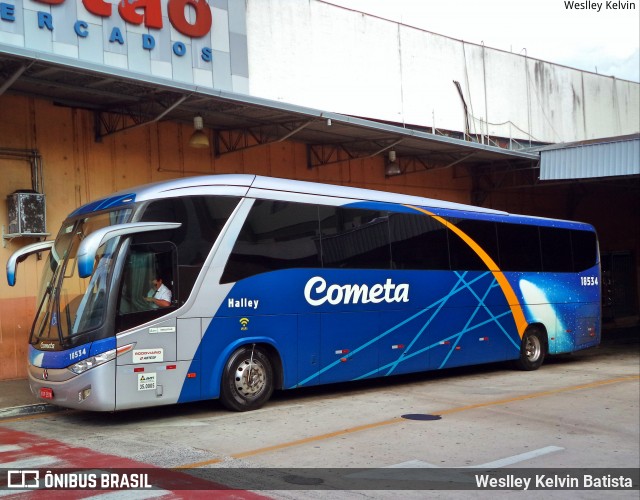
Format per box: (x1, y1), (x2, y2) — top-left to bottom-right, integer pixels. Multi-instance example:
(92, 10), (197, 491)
(7, 175), (601, 411)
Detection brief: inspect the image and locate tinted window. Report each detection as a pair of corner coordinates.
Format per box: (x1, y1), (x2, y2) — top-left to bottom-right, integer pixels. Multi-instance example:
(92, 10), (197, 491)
(389, 213), (449, 270)
(448, 218), (499, 271)
(116, 242), (177, 332)
(222, 200), (321, 282)
(140, 196), (239, 299)
(319, 207), (391, 269)
(540, 227), (573, 272)
(572, 230), (598, 271)
(497, 223), (542, 272)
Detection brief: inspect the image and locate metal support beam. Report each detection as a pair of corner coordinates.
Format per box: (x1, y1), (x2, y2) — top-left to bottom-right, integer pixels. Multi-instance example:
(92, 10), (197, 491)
(0, 63), (29, 96)
(389, 152), (480, 177)
(214, 119), (315, 157)
(365, 139), (405, 158)
(94, 95), (188, 141)
(307, 138), (406, 168)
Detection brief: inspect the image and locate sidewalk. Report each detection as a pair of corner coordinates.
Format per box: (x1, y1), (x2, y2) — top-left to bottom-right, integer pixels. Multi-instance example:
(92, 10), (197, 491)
(0, 378), (58, 419)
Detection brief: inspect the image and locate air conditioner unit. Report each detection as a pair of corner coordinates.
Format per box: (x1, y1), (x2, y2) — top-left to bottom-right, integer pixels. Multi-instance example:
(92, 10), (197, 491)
(7, 190), (46, 235)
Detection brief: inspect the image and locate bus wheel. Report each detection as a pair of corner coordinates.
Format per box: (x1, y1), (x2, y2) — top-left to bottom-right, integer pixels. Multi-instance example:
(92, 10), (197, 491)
(220, 345), (274, 411)
(513, 329), (546, 371)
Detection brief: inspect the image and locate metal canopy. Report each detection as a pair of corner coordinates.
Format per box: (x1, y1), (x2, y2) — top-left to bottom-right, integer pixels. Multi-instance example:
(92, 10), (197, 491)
(0, 48), (539, 176)
(539, 134), (640, 180)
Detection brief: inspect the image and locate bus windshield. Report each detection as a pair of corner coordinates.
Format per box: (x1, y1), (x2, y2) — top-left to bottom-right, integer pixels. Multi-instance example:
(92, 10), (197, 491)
(30, 208), (132, 346)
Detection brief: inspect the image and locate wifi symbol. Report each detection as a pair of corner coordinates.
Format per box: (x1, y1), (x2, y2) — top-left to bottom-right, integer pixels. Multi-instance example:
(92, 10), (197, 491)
(239, 317), (249, 330)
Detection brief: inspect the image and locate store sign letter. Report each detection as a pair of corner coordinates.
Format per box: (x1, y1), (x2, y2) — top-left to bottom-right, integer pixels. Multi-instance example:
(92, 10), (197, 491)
(31, 0), (213, 38)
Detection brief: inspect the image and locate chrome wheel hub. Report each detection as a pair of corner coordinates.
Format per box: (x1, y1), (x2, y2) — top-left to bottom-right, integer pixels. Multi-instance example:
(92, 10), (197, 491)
(525, 336), (541, 361)
(235, 359), (266, 397)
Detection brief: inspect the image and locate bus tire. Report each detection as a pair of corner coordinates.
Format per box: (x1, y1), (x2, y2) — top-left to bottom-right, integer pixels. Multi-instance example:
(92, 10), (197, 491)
(513, 329), (546, 371)
(220, 345), (274, 412)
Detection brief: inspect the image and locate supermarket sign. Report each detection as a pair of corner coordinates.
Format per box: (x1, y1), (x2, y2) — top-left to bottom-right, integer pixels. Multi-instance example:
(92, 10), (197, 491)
(0, 0), (249, 91)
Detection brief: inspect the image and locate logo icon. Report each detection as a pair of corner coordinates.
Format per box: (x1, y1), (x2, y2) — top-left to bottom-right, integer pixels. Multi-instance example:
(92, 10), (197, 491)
(239, 317), (249, 331)
(42, 369), (48, 380)
(8, 470), (40, 488)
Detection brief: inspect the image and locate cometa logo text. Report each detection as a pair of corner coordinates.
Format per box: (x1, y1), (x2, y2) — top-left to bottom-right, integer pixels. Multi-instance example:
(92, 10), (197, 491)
(304, 276), (410, 306)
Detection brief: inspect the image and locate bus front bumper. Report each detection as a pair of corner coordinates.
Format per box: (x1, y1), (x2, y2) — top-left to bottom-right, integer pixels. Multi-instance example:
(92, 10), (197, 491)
(28, 361), (116, 411)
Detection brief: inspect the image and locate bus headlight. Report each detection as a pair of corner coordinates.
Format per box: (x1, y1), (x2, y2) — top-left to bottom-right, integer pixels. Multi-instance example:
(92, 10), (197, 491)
(69, 343), (135, 375)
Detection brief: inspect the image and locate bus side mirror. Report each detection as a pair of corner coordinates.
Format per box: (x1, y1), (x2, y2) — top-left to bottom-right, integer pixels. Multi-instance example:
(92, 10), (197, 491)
(6, 240), (54, 286)
(76, 222), (182, 278)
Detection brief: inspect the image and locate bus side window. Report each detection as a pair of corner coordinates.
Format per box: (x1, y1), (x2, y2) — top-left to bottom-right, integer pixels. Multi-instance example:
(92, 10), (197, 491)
(447, 218), (499, 271)
(389, 213), (449, 270)
(497, 223), (542, 272)
(141, 196), (240, 300)
(221, 200), (322, 283)
(540, 227), (573, 272)
(319, 207), (391, 269)
(572, 230), (598, 271)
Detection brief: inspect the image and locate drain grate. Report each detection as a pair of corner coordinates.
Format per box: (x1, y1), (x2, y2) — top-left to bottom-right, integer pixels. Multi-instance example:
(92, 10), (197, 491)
(400, 413), (442, 421)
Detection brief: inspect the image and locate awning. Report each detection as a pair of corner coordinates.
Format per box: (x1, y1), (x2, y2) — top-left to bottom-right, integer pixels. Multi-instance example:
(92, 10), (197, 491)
(0, 46), (538, 172)
(539, 134), (640, 180)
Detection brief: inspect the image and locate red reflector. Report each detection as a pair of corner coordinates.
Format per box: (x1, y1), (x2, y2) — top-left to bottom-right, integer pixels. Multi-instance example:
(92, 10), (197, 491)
(340, 357), (348, 362)
(187, 372), (197, 378)
(455, 346), (461, 350)
(134, 367), (144, 373)
(40, 387), (53, 399)
(167, 365), (177, 370)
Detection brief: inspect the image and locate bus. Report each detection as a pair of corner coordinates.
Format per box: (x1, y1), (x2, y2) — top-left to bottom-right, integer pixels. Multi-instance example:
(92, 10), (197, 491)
(7, 175), (601, 412)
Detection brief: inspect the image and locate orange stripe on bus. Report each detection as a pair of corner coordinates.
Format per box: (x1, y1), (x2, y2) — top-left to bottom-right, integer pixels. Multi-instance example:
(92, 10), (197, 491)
(405, 205), (528, 337)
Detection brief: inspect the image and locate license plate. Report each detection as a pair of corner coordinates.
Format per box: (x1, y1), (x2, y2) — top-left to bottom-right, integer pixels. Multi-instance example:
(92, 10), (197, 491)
(40, 387), (53, 399)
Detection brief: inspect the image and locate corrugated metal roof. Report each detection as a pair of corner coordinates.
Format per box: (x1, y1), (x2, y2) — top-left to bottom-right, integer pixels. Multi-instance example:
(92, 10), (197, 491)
(540, 134), (640, 180)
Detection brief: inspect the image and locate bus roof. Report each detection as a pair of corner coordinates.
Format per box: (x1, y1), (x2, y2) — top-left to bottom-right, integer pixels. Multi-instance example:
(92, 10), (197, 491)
(69, 174), (594, 230)
(73, 174), (504, 215)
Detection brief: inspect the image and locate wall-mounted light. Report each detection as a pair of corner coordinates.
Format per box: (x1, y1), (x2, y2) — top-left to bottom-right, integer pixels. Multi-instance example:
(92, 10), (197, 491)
(189, 115), (209, 149)
(385, 150), (401, 176)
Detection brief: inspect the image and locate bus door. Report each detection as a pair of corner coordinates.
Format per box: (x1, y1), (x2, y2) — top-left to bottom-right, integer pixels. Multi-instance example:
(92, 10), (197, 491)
(115, 315), (178, 405)
(114, 241), (180, 408)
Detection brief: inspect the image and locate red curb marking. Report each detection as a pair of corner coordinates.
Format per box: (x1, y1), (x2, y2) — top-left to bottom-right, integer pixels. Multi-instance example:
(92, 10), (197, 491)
(0, 427), (270, 499)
